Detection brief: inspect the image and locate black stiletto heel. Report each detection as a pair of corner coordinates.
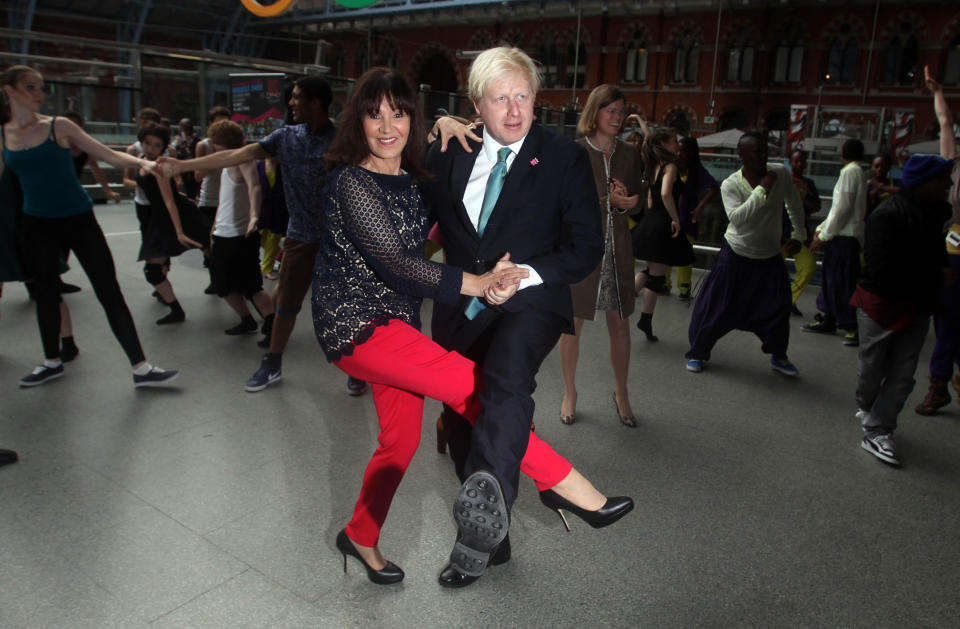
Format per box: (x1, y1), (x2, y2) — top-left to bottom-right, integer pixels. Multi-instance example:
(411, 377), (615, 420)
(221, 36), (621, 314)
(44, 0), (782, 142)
(538, 490), (634, 531)
(335, 529), (404, 585)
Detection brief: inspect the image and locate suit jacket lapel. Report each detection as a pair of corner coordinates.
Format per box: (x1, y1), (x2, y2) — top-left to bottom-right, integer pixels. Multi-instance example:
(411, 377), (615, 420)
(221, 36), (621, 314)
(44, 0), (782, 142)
(480, 124), (543, 243)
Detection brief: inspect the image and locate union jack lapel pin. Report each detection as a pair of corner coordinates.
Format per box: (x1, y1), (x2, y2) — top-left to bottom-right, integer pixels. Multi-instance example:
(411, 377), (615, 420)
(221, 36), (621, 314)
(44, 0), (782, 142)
(530, 157), (539, 166)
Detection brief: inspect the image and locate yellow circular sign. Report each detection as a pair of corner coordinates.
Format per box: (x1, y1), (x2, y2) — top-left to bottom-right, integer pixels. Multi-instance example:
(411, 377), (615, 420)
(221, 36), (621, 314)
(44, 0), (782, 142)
(240, 0), (296, 17)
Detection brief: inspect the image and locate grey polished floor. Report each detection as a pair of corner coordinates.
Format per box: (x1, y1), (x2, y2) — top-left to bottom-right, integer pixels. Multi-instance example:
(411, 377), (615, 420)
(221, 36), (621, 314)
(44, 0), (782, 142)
(1, 202), (959, 629)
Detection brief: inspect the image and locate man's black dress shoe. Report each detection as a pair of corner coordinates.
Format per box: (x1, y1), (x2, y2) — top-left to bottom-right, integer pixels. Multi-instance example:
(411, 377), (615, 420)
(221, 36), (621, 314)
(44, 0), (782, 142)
(438, 535), (510, 588)
(440, 471), (510, 587)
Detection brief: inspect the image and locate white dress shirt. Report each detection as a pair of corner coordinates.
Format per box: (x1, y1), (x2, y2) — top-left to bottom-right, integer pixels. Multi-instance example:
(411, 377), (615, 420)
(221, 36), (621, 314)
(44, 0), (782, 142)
(463, 132), (542, 289)
(720, 163), (806, 260)
(816, 161), (867, 245)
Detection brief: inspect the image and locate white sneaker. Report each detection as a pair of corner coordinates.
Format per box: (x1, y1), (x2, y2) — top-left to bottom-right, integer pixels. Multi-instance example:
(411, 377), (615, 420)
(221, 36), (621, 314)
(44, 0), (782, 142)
(861, 434), (900, 466)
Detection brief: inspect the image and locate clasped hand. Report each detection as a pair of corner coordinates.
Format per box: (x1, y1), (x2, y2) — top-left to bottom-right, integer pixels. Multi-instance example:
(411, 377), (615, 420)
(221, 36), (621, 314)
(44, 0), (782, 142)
(479, 253), (528, 306)
(155, 156), (179, 178)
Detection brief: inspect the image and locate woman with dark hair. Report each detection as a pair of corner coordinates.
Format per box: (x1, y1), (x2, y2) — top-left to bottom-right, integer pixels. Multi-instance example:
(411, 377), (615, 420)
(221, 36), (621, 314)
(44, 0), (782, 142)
(1, 65), (177, 387)
(670, 136), (718, 300)
(135, 122), (212, 324)
(632, 128), (694, 341)
(314, 67), (632, 585)
(558, 84), (642, 428)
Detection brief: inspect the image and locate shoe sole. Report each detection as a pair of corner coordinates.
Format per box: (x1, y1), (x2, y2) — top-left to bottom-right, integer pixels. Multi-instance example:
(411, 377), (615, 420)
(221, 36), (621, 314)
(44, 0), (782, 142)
(450, 471), (509, 578)
(19, 371), (64, 387)
(346, 386), (367, 397)
(134, 371), (180, 388)
(245, 374), (281, 393)
(685, 363), (702, 373)
(861, 439), (900, 466)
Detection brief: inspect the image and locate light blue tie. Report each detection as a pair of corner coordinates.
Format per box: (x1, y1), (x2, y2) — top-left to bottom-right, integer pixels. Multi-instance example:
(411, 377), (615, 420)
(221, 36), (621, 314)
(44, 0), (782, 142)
(465, 146), (511, 320)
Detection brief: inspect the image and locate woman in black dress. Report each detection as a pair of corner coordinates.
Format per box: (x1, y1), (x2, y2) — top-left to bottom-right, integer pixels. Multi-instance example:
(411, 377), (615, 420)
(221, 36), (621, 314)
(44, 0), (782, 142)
(135, 123), (211, 324)
(632, 128), (693, 341)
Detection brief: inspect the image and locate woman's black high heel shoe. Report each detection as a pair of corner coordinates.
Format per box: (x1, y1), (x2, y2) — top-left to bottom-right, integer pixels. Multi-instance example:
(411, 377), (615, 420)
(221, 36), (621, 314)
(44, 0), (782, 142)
(538, 490), (634, 532)
(335, 529), (404, 585)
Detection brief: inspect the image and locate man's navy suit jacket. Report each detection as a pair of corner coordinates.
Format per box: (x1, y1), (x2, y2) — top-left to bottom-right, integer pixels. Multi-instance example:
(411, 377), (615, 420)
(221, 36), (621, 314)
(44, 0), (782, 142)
(424, 122), (603, 347)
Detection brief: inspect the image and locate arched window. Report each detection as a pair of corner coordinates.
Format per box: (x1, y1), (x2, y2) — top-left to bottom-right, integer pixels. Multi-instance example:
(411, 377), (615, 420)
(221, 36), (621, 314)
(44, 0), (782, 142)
(882, 22), (919, 86)
(537, 33), (561, 88)
(726, 36), (755, 84)
(674, 29), (699, 84)
(623, 28), (649, 83)
(945, 34), (960, 87)
(825, 25), (858, 84)
(565, 41), (586, 89)
(772, 28), (804, 84)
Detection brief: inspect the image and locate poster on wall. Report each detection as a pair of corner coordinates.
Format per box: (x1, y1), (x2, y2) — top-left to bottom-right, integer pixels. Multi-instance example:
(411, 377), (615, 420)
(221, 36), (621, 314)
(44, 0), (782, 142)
(230, 73), (286, 141)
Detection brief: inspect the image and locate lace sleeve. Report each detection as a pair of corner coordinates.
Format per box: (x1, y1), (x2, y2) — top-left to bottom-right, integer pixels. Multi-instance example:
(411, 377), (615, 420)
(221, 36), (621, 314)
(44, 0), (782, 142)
(337, 167), (461, 302)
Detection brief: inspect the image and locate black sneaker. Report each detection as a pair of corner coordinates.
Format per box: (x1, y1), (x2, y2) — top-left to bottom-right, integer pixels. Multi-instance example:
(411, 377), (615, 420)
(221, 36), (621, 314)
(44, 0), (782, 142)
(245, 356), (281, 392)
(19, 364), (64, 387)
(133, 367), (179, 388)
(801, 313), (836, 334)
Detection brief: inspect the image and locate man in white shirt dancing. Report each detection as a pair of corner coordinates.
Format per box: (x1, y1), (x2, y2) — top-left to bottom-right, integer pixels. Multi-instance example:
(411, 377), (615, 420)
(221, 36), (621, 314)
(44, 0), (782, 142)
(685, 130), (806, 375)
(804, 138), (868, 346)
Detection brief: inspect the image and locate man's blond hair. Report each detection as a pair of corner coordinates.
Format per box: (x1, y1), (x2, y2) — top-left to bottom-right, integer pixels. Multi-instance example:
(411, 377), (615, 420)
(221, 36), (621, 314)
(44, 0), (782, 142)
(468, 46), (541, 102)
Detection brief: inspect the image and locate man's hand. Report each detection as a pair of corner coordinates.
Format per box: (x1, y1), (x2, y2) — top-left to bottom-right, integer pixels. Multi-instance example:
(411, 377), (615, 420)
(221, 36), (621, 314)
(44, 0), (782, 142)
(759, 170), (777, 192)
(808, 234), (823, 253)
(484, 252), (526, 304)
(435, 116), (482, 153)
(783, 238), (802, 257)
(107, 190), (121, 204)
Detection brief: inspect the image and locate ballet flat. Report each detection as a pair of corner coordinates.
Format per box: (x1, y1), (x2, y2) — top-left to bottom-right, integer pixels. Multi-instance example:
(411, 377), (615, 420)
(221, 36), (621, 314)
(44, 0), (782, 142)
(335, 529), (404, 585)
(538, 489), (634, 531)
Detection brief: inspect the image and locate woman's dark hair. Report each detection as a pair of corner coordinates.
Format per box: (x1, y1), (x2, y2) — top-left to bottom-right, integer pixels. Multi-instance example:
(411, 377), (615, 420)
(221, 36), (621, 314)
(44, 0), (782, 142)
(679, 136), (701, 190)
(138, 121), (170, 149)
(642, 127), (678, 185)
(325, 67), (429, 181)
(1, 65), (40, 125)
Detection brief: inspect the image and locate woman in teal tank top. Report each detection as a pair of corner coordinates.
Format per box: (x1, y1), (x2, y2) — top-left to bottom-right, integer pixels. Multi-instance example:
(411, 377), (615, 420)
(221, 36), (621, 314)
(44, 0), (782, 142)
(2, 65), (179, 388)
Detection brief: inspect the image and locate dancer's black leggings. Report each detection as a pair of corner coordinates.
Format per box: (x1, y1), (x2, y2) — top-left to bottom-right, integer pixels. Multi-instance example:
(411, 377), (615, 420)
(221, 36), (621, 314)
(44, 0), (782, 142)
(21, 211), (145, 364)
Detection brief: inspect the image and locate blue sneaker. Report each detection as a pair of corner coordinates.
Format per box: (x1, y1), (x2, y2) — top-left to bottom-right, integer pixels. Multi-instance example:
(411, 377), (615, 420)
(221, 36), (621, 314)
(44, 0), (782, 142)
(770, 357), (799, 377)
(133, 366), (179, 388)
(19, 364), (64, 387)
(245, 355), (281, 392)
(685, 359), (703, 373)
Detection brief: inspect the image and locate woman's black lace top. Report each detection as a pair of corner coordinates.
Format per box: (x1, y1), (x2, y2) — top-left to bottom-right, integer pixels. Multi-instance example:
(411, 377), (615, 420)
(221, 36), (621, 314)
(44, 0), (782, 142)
(312, 165), (462, 362)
